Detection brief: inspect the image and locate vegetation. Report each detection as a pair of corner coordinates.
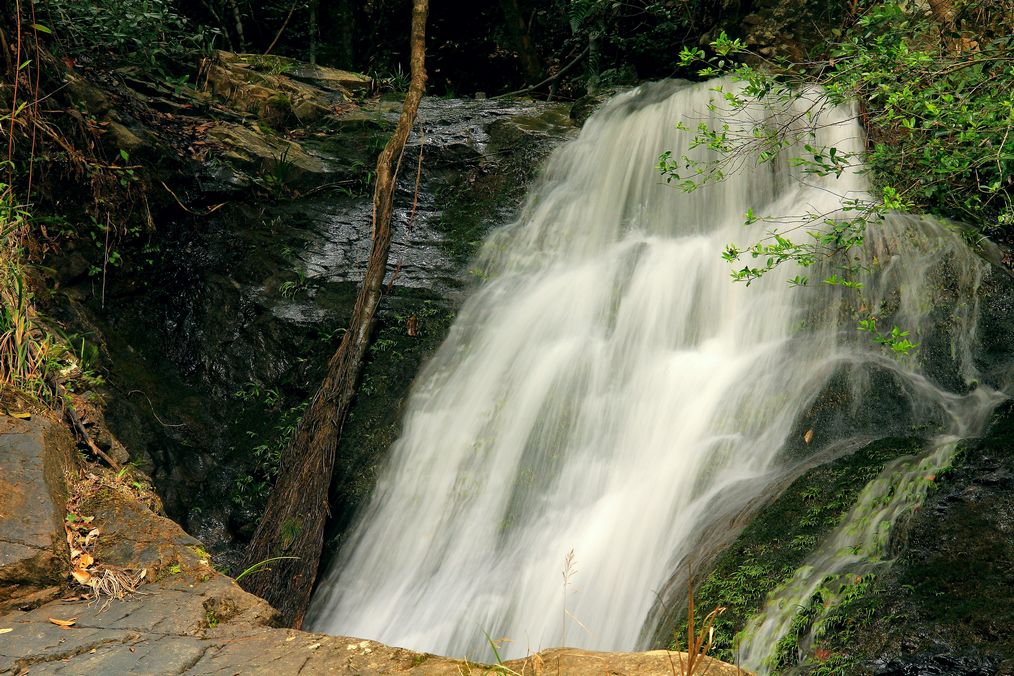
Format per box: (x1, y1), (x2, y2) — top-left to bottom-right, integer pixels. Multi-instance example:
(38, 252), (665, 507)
(660, 0), (1013, 351)
(672, 1), (1013, 224)
(3, 0), (1011, 668)
(42, 0), (217, 72)
(0, 183), (51, 396)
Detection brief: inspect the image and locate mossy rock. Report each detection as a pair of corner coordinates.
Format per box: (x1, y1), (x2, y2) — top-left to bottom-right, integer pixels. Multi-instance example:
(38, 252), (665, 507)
(651, 436), (922, 663)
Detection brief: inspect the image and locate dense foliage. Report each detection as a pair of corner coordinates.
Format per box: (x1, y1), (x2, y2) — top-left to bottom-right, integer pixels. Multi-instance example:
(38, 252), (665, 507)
(660, 0), (1013, 352)
(42, 0), (216, 71)
(666, 0), (1013, 239)
(36, 0), (733, 95)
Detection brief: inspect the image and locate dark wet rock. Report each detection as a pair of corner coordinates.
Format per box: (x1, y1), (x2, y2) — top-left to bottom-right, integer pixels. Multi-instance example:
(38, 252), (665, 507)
(50, 92), (575, 568)
(710, 0), (846, 64)
(873, 652), (1000, 676)
(0, 417), (77, 592)
(808, 403), (1014, 673)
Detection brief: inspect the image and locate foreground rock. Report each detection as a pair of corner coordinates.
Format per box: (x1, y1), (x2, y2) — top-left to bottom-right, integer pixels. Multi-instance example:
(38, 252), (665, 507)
(0, 417), (76, 603)
(0, 415), (745, 674)
(2, 590), (745, 676)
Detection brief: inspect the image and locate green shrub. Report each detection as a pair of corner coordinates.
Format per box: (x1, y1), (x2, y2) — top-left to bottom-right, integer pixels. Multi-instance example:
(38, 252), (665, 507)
(42, 0), (218, 70)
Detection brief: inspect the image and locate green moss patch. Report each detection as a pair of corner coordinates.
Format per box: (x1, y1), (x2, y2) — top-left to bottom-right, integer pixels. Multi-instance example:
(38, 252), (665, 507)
(664, 436), (921, 662)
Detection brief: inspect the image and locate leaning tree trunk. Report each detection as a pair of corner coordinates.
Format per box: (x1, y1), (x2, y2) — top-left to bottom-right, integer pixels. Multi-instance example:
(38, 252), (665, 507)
(499, 0), (542, 82)
(239, 0), (429, 628)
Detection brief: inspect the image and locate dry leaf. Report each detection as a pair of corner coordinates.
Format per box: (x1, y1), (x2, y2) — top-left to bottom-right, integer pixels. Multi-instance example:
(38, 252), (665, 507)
(9, 412), (31, 419)
(0, 628), (12, 634)
(84, 529), (100, 545)
(71, 569), (92, 584)
(48, 617), (77, 627)
(77, 553), (95, 568)
(70, 547), (84, 560)
(803, 429), (814, 444)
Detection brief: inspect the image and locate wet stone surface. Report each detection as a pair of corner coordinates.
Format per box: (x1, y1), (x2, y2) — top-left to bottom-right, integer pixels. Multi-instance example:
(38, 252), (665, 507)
(55, 94), (577, 567)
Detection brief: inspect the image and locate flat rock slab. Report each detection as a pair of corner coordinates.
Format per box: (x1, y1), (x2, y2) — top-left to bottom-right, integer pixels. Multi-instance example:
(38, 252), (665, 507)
(1, 573), (745, 675)
(0, 415), (747, 675)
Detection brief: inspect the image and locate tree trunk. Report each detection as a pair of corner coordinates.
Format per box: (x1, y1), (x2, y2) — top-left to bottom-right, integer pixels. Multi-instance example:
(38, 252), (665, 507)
(926, 0), (955, 27)
(308, 0), (318, 65)
(333, 0), (355, 69)
(499, 0), (542, 82)
(238, 0), (429, 629)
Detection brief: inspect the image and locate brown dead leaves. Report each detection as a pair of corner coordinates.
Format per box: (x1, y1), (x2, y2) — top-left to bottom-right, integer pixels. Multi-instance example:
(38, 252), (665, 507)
(64, 473), (148, 605)
(64, 508), (100, 588)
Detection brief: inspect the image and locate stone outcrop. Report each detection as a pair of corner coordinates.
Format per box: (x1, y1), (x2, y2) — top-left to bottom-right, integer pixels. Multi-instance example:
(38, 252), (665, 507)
(202, 51), (372, 129)
(0, 417), (77, 601)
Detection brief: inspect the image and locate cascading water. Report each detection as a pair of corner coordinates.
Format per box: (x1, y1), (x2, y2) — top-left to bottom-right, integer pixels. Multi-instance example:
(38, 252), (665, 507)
(307, 80), (1005, 663)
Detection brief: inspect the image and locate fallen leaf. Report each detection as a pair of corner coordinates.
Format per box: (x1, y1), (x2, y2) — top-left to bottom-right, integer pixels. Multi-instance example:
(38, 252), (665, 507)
(803, 429), (814, 444)
(0, 628), (12, 634)
(77, 553), (95, 568)
(8, 411), (31, 419)
(84, 528), (100, 545)
(71, 569), (92, 585)
(48, 617), (77, 627)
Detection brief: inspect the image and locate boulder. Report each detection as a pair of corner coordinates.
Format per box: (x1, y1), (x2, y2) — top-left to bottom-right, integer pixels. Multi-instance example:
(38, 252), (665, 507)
(0, 416), (77, 593)
(205, 122), (332, 185)
(202, 51), (370, 130)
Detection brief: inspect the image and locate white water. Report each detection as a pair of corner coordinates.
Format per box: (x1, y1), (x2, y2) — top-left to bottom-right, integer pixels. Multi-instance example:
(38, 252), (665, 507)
(308, 80), (1002, 661)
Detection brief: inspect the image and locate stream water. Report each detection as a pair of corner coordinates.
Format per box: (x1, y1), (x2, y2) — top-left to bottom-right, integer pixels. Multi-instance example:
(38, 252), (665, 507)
(307, 80), (1004, 666)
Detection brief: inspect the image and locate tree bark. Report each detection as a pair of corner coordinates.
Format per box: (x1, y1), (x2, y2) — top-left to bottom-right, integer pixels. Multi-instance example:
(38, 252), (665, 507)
(238, 0), (429, 629)
(926, 0), (955, 28)
(308, 0), (318, 65)
(499, 0), (542, 82)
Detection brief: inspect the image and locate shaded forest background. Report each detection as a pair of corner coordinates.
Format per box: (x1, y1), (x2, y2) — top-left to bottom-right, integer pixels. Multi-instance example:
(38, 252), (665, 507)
(38, 0), (784, 97)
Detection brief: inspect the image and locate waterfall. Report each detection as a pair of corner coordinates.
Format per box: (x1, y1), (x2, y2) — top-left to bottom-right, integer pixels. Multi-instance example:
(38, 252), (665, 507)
(307, 80), (1003, 663)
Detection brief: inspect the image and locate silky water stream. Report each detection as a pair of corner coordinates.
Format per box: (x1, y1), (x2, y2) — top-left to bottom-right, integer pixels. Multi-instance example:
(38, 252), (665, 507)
(307, 80), (1006, 667)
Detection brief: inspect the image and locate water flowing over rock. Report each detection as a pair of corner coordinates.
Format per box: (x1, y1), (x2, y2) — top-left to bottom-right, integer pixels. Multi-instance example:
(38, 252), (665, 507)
(307, 79), (1008, 663)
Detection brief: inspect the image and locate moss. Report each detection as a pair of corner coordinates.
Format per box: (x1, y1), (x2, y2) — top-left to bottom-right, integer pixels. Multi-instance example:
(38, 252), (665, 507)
(190, 545), (211, 563)
(435, 106), (571, 262)
(819, 404), (1014, 672)
(324, 289), (458, 550)
(663, 436), (921, 662)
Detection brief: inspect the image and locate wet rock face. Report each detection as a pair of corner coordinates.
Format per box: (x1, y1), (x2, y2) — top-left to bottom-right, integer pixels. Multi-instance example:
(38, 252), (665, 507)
(734, 0), (846, 62)
(58, 88), (575, 565)
(857, 405), (1014, 674)
(0, 417), (76, 593)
